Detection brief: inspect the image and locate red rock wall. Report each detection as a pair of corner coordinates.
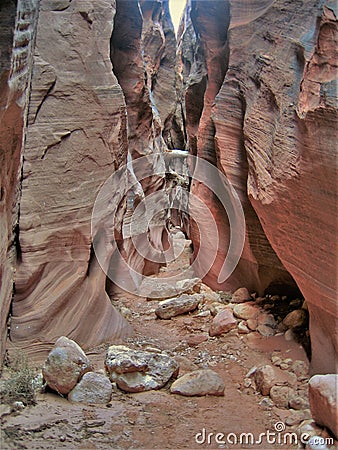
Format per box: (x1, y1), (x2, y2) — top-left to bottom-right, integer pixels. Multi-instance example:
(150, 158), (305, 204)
(180, 0), (297, 295)
(0, 0), (39, 368)
(8, 0), (132, 360)
(107, 0), (184, 294)
(1, 0), (184, 363)
(181, 0), (337, 373)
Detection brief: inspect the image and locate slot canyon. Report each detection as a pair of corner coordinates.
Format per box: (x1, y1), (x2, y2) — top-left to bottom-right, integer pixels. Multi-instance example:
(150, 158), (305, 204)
(0, 0), (337, 448)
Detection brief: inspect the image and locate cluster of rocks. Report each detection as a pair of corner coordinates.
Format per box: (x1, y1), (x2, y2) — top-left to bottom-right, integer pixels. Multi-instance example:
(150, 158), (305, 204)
(42, 337), (225, 404)
(153, 284), (308, 345)
(245, 361), (337, 445)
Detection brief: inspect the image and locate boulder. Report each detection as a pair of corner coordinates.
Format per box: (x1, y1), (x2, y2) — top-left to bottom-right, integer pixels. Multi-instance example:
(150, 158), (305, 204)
(257, 324), (275, 337)
(68, 372), (112, 404)
(283, 309), (307, 329)
(247, 319), (258, 331)
(257, 312), (277, 328)
(42, 337), (92, 394)
(238, 321), (250, 334)
(142, 278), (201, 300)
(308, 374), (338, 439)
(233, 302), (259, 320)
(155, 294), (202, 319)
(269, 385), (295, 408)
(290, 360), (309, 378)
(253, 365), (275, 396)
(185, 334), (209, 347)
(208, 302), (229, 317)
(209, 309), (237, 336)
(286, 409), (312, 426)
(289, 395), (309, 410)
(231, 287), (251, 304)
(170, 369), (225, 396)
(105, 345), (179, 393)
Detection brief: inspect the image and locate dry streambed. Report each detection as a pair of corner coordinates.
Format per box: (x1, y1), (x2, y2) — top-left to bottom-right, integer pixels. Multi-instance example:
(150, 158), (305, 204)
(0, 277), (337, 449)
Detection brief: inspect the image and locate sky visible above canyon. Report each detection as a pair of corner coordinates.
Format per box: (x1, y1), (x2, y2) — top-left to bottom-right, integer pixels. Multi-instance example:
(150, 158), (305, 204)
(169, 0), (186, 34)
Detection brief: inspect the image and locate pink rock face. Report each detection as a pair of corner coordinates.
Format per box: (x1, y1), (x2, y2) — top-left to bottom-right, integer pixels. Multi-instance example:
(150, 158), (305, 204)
(308, 374), (338, 439)
(181, 0), (337, 374)
(230, 2), (338, 374)
(9, 0), (132, 359)
(209, 308), (237, 336)
(0, 1), (39, 367)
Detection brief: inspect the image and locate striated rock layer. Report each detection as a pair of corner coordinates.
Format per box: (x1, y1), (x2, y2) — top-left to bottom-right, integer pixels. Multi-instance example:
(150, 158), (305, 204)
(2, 0), (185, 363)
(180, 0), (297, 295)
(0, 0), (40, 367)
(107, 0), (186, 296)
(9, 0), (132, 361)
(181, 0), (337, 373)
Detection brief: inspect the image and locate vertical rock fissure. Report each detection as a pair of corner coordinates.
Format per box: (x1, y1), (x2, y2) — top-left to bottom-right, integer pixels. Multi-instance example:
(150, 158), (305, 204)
(181, 0), (230, 161)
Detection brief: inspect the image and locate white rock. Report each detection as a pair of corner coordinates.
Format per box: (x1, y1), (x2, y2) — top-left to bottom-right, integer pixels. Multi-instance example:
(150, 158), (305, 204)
(155, 294), (202, 319)
(68, 372), (112, 404)
(238, 321), (250, 334)
(308, 374), (338, 439)
(170, 369), (224, 396)
(105, 345), (179, 393)
(233, 302), (259, 320)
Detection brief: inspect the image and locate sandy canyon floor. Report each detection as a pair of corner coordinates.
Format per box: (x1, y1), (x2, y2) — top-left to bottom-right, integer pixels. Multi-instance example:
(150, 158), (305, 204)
(0, 237), (313, 450)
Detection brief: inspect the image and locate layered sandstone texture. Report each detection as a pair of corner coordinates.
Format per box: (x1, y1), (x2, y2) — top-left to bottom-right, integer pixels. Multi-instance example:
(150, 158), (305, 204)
(0, 0), (39, 365)
(9, 0), (132, 360)
(107, 0), (186, 294)
(179, 0), (297, 297)
(181, 0), (337, 373)
(2, 0), (185, 364)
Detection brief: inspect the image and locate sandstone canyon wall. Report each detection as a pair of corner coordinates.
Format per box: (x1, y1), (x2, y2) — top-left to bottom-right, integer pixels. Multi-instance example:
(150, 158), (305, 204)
(0, 0), (39, 366)
(180, 0), (337, 373)
(0, 0), (336, 376)
(1, 0), (181, 364)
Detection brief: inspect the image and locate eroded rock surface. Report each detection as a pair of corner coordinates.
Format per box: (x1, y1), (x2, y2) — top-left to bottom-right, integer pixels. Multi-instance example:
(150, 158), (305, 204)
(0, 0), (39, 368)
(7, 0), (132, 360)
(155, 293), (202, 319)
(180, 0), (338, 374)
(105, 345), (179, 393)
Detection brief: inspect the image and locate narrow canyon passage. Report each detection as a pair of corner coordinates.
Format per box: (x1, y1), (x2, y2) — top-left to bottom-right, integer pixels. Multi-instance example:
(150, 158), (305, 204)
(0, 0), (337, 448)
(2, 233), (315, 449)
